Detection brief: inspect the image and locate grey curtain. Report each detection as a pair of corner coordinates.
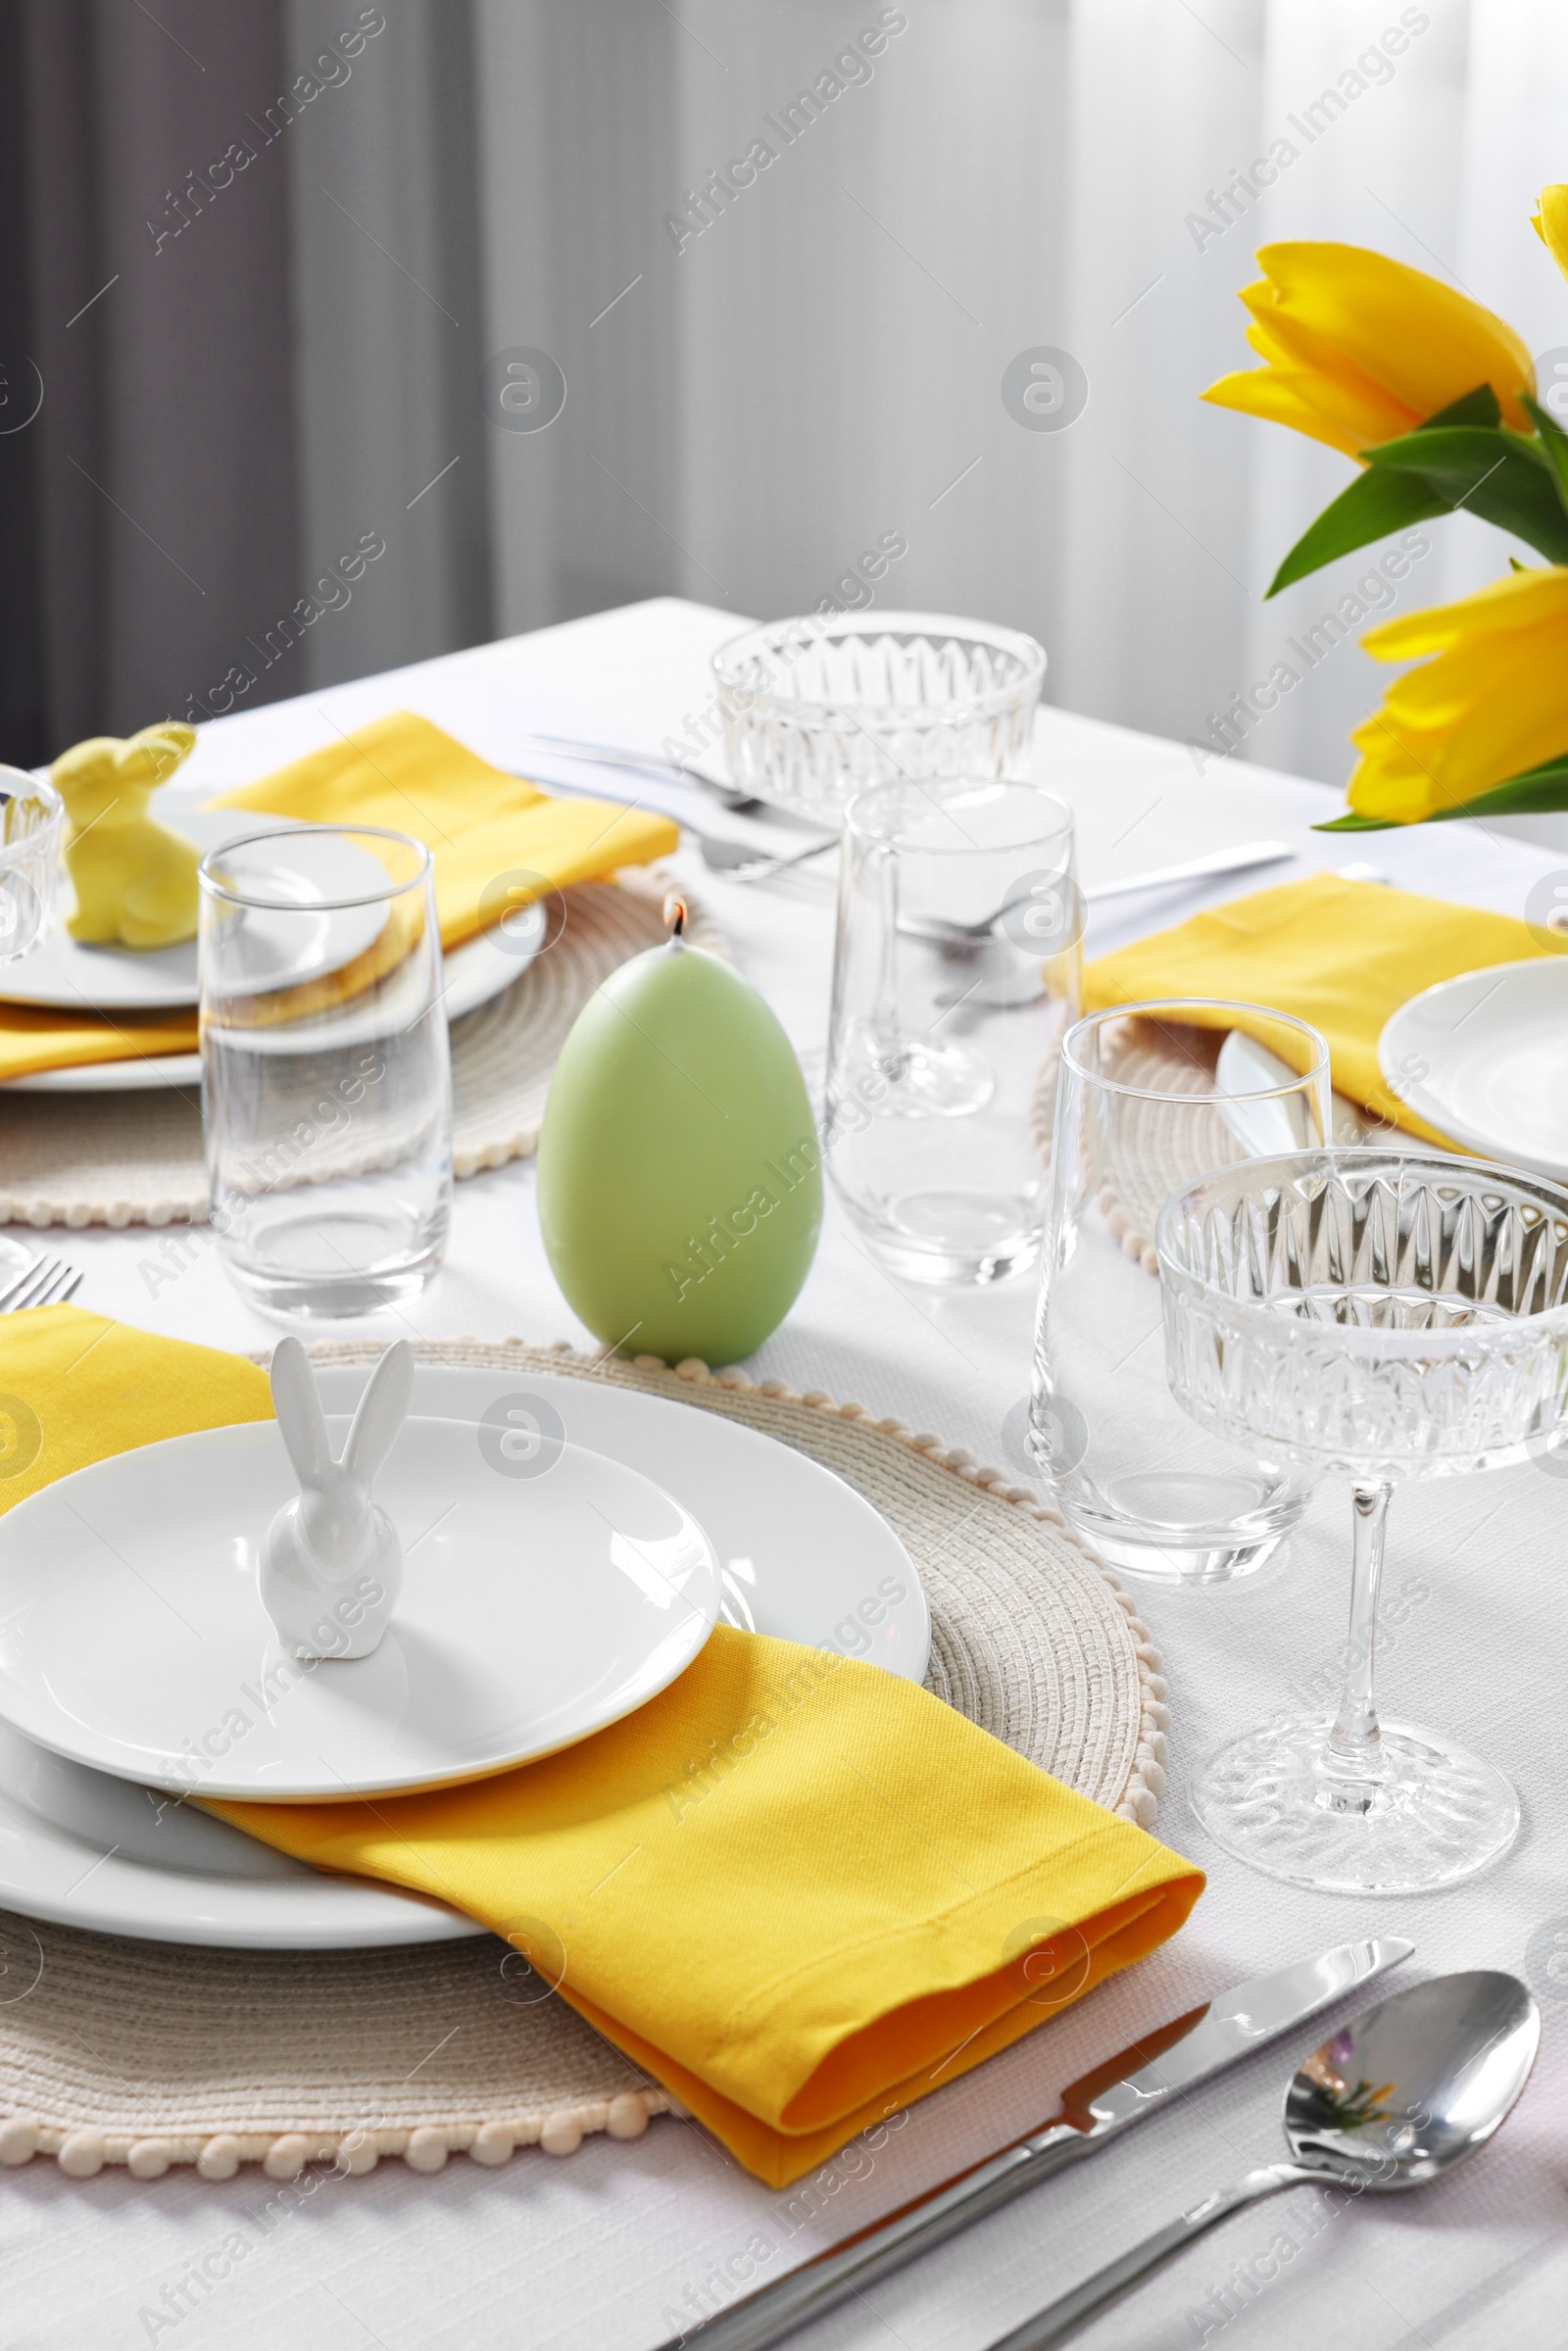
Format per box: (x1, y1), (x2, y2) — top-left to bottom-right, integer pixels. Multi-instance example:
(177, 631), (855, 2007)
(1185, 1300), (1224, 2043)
(7, 0), (300, 753)
(0, 0), (490, 764)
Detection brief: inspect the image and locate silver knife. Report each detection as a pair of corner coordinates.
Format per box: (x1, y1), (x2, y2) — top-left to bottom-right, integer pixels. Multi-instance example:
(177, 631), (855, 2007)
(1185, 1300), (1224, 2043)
(655, 1936), (1412, 2351)
(1081, 839), (1295, 905)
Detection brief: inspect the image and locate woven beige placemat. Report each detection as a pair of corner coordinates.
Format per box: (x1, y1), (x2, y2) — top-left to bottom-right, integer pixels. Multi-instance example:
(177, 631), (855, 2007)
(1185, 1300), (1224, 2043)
(0, 867), (724, 1231)
(0, 1339), (1169, 2181)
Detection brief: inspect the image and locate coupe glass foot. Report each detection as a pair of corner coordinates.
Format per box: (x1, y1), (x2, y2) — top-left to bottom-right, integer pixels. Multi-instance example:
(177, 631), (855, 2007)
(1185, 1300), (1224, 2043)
(1191, 1715), (1520, 1894)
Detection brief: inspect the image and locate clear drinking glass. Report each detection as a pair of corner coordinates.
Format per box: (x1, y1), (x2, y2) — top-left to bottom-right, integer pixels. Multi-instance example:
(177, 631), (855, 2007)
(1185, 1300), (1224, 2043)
(1030, 1003), (1332, 1583)
(1159, 1148), (1568, 1894)
(713, 612), (1046, 823)
(823, 777), (1079, 1285)
(0, 769), (63, 963)
(198, 826), (452, 1317)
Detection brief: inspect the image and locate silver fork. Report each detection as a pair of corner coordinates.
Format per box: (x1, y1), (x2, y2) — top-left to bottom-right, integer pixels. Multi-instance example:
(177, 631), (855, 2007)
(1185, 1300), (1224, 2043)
(511, 736), (758, 809)
(695, 833), (837, 884)
(0, 1252), (83, 1311)
(503, 765), (836, 884)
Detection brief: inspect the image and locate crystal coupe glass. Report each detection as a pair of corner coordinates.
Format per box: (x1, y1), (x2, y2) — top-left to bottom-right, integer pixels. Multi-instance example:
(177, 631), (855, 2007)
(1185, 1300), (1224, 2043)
(1158, 1149), (1568, 1894)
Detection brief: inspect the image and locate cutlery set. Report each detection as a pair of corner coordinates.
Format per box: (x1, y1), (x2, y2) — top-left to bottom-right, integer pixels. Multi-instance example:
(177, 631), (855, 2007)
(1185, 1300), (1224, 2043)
(505, 753), (1298, 904)
(656, 1942), (1537, 2351)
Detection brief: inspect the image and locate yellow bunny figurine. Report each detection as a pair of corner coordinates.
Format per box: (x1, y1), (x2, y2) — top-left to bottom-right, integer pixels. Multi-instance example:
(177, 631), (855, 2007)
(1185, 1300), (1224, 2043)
(51, 721), (201, 949)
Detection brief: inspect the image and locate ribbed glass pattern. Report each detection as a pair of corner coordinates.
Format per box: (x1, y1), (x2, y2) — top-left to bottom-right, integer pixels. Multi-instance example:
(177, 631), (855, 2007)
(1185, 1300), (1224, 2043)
(1157, 1152), (1568, 1478)
(715, 616), (1045, 822)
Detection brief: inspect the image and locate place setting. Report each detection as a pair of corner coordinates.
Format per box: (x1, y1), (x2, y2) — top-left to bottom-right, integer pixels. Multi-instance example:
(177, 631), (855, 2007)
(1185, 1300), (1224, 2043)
(4, 172), (1568, 2351)
(0, 712), (716, 1231)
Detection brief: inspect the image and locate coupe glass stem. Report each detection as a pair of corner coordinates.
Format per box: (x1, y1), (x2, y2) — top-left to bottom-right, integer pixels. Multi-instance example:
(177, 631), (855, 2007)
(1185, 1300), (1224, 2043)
(1322, 1481), (1393, 1805)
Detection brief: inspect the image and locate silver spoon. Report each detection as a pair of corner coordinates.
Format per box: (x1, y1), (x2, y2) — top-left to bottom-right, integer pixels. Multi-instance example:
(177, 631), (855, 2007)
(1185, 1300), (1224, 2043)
(985, 1969), (1539, 2350)
(901, 839), (1296, 946)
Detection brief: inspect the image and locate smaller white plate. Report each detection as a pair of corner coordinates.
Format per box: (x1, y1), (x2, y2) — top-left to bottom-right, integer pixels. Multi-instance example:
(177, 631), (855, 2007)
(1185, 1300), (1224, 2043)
(0, 812), (386, 1012)
(1379, 958), (1568, 1176)
(0, 923), (533, 1093)
(0, 1417), (721, 1799)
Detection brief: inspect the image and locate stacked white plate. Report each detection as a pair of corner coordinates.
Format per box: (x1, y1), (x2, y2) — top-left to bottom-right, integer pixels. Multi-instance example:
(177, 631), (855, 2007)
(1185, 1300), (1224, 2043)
(0, 808), (530, 1092)
(0, 1360), (927, 1947)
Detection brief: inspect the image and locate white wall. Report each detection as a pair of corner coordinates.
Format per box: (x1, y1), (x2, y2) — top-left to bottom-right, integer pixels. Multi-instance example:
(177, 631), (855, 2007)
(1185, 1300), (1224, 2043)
(284, 0), (1568, 817)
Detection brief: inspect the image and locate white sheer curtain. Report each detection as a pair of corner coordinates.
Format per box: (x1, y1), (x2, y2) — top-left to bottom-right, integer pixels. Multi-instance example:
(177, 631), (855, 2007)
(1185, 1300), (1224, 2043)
(288, 0), (1568, 808)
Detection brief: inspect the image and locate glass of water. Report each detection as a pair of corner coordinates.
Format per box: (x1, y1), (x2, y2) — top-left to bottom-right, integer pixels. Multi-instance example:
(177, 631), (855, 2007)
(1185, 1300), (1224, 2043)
(0, 768), (63, 963)
(823, 777), (1079, 1284)
(198, 826), (452, 1317)
(1029, 1002), (1331, 1583)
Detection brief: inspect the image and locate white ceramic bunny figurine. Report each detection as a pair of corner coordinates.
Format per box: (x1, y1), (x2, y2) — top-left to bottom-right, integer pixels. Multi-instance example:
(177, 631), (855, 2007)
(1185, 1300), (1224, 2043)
(260, 1338), (414, 1659)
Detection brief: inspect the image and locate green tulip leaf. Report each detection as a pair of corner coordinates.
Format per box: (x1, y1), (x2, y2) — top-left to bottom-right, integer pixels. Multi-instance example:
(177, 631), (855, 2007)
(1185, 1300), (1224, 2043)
(1520, 393), (1568, 519)
(1312, 751), (1568, 831)
(1412, 383), (1502, 430)
(1264, 471), (1449, 599)
(1263, 385), (1504, 599)
(1365, 425), (1568, 563)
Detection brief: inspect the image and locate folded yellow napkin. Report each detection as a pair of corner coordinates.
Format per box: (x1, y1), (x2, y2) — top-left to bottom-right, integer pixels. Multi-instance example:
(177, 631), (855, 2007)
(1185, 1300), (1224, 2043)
(1084, 870), (1554, 1147)
(0, 1004), (203, 1085)
(0, 713), (677, 1081)
(210, 710), (677, 951)
(1, 1308), (1203, 2186)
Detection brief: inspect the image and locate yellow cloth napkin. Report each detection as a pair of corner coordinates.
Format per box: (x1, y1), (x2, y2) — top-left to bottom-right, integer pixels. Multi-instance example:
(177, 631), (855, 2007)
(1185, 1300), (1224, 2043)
(210, 710), (677, 951)
(0, 1004), (203, 1085)
(1084, 870), (1555, 1147)
(0, 1308), (1203, 2187)
(0, 713), (677, 1081)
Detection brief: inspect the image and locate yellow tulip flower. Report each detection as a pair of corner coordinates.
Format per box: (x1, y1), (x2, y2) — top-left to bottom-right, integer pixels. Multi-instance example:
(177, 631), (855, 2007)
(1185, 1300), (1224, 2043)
(1533, 184), (1568, 281)
(1202, 242), (1536, 458)
(1346, 566), (1568, 822)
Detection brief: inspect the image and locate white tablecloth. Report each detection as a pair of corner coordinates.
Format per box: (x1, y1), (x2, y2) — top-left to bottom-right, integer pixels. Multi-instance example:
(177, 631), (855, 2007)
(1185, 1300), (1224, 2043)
(8, 600), (1566, 2350)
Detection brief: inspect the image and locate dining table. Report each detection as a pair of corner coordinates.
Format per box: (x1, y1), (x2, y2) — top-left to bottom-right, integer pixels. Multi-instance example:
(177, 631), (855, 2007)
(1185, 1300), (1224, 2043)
(5, 595), (1564, 2351)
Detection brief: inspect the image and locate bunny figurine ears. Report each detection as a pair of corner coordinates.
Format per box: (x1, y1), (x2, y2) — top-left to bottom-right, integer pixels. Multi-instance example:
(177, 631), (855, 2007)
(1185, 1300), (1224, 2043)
(261, 1338), (414, 1660)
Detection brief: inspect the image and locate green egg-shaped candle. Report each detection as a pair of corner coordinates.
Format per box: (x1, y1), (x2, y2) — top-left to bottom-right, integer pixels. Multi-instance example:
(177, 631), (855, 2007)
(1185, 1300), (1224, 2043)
(537, 904), (822, 1364)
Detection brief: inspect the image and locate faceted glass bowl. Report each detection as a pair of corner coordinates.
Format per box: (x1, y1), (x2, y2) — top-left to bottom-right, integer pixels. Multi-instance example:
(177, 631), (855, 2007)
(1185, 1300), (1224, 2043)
(712, 611), (1046, 823)
(1157, 1150), (1568, 1893)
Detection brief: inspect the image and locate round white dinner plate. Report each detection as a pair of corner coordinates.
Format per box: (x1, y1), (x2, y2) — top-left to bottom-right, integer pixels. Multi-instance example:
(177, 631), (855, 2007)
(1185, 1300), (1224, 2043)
(0, 1418), (721, 1801)
(0, 1366), (926, 1946)
(1378, 958), (1568, 1177)
(0, 810), (386, 1012)
(0, 922), (533, 1094)
(0, 1716), (473, 1946)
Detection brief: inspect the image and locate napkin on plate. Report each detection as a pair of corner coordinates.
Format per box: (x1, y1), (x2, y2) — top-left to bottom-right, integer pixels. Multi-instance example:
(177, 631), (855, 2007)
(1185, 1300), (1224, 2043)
(1, 1308), (1204, 2188)
(0, 713), (677, 1081)
(1084, 870), (1554, 1146)
(208, 710), (677, 952)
